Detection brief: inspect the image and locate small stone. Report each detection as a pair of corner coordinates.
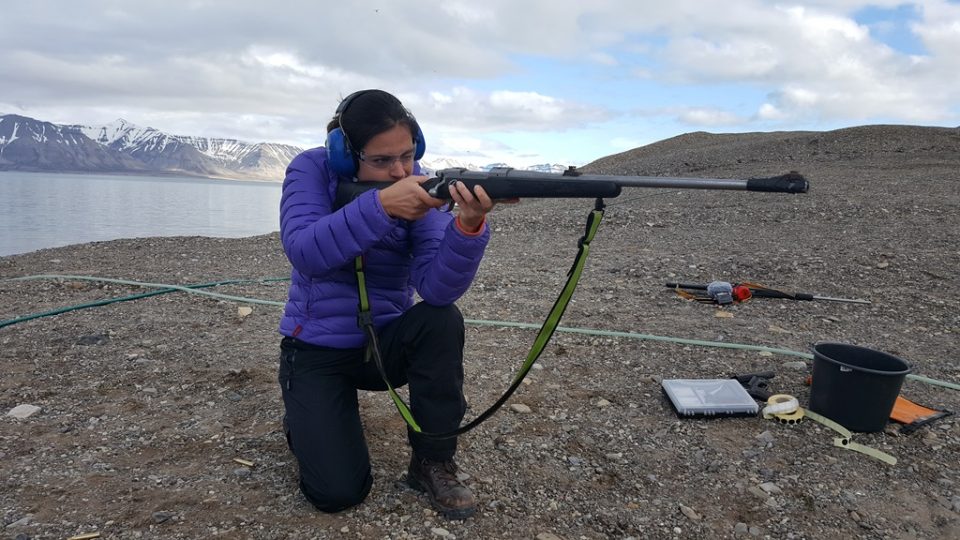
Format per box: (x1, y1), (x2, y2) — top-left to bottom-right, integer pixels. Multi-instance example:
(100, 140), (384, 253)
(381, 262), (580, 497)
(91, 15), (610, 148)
(431, 526), (454, 538)
(679, 503), (701, 521)
(510, 403), (532, 414)
(340, 526), (350, 533)
(237, 306), (253, 318)
(876, 261), (890, 269)
(715, 311), (734, 319)
(233, 468), (251, 478)
(152, 511), (175, 523)
(596, 398), (611, 408)
(7, 404), (42, 419)
(77, 333), (110, 346)
(749, 526), (762, 536)
(734, 522), (749, 535)
(758, 351), (774, 357)
(782, 361), (808, 371)
(759, 482), (782, 494)
(6, 515), (33, 527)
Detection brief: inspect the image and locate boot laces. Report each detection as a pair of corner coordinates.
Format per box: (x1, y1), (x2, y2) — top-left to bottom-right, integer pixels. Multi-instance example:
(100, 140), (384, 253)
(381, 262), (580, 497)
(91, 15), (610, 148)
(426, 460), (459, 486)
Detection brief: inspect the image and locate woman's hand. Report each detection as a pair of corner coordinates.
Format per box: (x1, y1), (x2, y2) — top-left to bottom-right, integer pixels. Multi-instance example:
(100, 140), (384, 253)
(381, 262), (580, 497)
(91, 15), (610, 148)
(449, 181), (495, 234)
(378, 176), (445, 220)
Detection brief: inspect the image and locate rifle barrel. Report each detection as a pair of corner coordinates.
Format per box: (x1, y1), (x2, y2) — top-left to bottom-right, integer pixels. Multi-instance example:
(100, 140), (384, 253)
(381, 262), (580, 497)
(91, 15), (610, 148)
(434, 168), (808, 195)
(588, 174), (751, 190)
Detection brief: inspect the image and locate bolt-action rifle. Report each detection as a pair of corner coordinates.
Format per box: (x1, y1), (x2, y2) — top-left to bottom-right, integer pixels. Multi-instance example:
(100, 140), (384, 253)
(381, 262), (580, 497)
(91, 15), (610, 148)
(339, 166), (809, 439)
(336, 166), (809, 207)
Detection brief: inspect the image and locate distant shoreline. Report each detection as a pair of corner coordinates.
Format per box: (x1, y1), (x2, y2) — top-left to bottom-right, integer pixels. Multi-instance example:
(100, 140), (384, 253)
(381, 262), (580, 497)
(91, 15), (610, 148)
(0, 232), (281, 261)
(0, 168), (282, 183)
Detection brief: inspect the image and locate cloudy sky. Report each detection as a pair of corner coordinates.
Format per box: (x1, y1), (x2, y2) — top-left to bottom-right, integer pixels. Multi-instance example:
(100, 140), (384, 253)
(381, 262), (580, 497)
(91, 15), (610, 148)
(2, 0), (958, 167)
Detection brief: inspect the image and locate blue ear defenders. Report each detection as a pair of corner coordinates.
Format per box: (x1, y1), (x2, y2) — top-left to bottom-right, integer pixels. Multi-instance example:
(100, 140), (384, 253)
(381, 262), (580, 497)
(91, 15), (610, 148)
(326, 90), (426, 177)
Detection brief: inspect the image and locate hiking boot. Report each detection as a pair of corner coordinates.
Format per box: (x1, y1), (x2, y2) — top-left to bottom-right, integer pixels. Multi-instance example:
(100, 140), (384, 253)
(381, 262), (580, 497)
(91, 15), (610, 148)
(406, 455), (477, 519)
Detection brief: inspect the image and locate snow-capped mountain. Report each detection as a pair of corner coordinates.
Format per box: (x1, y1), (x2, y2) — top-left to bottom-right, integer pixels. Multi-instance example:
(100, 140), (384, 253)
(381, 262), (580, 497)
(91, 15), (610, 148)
(420, 157), (572, 175)
(74, 118), (302, 180)
(0, 114), (301, 180)
(0, 115), (148, 172)
(524, 163), (569, 174)
(419, 157), (482, 174)
(1, 112), (572, 180)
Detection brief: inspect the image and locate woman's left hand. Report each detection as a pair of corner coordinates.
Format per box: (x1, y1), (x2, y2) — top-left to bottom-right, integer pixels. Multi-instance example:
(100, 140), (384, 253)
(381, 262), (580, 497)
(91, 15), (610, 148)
(448, 181), (494, 234)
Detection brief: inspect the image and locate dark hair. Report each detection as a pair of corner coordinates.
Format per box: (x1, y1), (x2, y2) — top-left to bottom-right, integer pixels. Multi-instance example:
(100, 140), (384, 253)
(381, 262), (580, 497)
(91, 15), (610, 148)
(326, 89), (419, 154)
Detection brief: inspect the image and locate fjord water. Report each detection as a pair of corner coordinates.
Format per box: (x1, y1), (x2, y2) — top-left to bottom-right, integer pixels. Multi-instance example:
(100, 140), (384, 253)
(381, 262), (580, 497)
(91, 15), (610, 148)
(0, 171), (282, 257)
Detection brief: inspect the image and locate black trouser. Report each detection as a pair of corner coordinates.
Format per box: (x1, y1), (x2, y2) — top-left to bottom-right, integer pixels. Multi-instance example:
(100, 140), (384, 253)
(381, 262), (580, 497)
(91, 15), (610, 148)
(278, 303), (467, 512)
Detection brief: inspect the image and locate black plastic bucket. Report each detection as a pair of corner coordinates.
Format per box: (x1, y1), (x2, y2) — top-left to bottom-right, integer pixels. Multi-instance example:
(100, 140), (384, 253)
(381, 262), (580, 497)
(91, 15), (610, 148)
(808, 342), (912, 432)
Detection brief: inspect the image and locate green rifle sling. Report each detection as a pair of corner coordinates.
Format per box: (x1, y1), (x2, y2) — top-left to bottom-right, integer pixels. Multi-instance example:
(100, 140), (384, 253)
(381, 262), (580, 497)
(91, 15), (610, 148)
(354, 199), (606, 439)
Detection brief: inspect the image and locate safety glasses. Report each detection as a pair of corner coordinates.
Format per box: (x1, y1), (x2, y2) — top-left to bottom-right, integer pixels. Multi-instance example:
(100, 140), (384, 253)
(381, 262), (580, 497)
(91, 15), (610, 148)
(358, 150), (416, 170)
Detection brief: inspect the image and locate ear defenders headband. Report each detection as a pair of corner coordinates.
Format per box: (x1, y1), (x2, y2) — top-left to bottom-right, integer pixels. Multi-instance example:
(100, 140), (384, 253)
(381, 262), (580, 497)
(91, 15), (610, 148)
(325, 90), (426, 177)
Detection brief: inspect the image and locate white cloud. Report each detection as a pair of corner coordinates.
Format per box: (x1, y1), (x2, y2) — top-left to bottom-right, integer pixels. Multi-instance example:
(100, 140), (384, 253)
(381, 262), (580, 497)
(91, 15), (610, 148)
(677, 108), (743, 127)
(422, 134), (512, 162)
(779, 87), (821, 108)
(413, 87), (611, 132)
(757, 103), (788, 121)
(913, 2), (960, 66)
(665, 37), (780, 80)
(0, 0), (957, 163)
(440, 2), (496, 24)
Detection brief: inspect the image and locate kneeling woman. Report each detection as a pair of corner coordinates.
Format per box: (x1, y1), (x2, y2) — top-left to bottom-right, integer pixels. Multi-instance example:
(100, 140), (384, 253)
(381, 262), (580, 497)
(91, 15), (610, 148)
(277, 89), (496, 519)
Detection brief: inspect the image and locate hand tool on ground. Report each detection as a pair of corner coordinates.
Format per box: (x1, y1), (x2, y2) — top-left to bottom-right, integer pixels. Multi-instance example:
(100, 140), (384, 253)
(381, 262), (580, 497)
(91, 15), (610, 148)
(666, 282), (870, 304)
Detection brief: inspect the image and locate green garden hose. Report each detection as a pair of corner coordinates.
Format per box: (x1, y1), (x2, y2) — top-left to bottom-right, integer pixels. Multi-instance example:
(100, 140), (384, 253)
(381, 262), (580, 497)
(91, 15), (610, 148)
(2, 274), (957, 392)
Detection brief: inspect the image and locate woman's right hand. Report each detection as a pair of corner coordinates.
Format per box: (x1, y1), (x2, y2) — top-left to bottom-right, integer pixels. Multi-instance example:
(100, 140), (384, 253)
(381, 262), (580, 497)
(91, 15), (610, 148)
(377, 176), (446, 220)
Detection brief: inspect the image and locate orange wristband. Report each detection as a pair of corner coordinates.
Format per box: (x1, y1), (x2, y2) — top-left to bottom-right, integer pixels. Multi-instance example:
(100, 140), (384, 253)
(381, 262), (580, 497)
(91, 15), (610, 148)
(455, 215), (485, 236)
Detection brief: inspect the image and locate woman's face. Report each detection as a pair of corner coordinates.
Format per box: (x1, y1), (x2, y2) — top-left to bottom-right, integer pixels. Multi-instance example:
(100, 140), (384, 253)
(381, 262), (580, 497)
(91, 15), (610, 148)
(356, 124), (416, 182)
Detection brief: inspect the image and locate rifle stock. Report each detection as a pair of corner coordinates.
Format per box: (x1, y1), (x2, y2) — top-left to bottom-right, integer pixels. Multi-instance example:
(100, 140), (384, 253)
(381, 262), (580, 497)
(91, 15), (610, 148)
(335, 166), (808, 207)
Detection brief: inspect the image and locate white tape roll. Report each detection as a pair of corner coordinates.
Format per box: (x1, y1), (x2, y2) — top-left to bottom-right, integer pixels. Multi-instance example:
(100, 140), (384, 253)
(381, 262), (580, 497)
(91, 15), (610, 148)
(762, 394), (799, 418)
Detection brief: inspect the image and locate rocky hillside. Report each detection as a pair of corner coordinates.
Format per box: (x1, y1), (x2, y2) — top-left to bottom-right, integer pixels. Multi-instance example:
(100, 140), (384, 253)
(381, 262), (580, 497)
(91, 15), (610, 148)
(583, 124), (960, 177)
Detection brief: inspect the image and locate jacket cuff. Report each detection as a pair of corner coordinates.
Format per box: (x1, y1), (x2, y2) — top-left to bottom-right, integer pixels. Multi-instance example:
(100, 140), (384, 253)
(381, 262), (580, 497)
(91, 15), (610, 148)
(455, 215), (486, 236)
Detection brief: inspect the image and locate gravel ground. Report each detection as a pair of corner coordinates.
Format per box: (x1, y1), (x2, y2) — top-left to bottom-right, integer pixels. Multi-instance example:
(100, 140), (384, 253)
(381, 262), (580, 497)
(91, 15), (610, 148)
(2, 125), (959, 539)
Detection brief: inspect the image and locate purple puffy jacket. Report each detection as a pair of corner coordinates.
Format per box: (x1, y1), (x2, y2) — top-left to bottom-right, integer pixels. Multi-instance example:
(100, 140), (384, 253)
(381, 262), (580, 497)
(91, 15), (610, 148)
(278, 147), (490, 348)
